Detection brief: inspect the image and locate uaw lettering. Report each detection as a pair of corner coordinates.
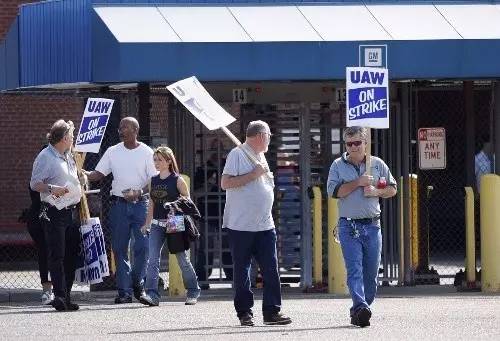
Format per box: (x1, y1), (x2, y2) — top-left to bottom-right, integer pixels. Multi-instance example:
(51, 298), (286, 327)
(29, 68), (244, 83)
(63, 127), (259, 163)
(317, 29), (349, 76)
(346, 67), (390, 129)
(73, 98), (114, 153)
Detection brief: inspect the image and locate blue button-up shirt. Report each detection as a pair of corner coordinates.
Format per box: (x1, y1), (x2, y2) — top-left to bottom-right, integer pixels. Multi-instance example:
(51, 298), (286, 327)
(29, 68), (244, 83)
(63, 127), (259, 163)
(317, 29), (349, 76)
(30, 144), (80, 205)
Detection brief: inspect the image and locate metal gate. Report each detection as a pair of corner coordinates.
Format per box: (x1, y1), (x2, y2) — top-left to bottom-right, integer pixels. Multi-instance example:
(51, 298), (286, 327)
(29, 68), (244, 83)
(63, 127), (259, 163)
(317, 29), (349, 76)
(412, 83), (493, 285)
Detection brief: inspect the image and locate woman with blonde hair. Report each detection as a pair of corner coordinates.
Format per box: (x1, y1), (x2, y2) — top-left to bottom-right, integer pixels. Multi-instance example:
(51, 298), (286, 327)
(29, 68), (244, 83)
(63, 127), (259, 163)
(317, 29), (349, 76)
(140, 146), (200, 306)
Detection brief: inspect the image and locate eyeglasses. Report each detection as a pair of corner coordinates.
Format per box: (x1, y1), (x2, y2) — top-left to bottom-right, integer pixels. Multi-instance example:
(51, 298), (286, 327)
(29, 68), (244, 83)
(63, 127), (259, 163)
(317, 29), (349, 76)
(345, 140), (364, 147)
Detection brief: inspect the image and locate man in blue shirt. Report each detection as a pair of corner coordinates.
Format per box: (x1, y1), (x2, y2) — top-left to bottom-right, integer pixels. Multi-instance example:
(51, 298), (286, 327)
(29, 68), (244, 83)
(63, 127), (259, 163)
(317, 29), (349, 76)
(30, 120), (82, 311)
(327, 126), (396, 327)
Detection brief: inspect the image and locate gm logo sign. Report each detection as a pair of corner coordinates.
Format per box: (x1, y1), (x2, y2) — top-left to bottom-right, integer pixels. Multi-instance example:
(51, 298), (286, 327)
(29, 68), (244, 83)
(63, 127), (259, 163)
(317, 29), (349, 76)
(359, 45), (387, 68)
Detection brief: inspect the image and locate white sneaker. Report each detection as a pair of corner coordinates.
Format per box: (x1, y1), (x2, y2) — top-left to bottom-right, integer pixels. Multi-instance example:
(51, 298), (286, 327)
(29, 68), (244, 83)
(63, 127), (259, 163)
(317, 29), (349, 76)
(185, 297), (197, 305)
(41, 290), (54, 305)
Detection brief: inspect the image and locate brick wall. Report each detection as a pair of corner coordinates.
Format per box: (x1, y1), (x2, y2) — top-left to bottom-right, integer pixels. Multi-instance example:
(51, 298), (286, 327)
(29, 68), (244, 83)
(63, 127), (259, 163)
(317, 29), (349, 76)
(0, 94), (84, 227)
(0, 1), (153, 230)
(0, 0), (34, 38)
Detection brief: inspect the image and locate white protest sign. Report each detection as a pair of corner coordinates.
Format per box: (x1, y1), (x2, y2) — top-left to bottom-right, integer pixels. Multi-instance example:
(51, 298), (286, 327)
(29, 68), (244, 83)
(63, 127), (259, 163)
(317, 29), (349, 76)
(167, 76), (236, 130)
(75, 217), (109, 285)
(418, 127), (446, 170)
(73, 98), (114, 153)
(346, 67), (389, 128)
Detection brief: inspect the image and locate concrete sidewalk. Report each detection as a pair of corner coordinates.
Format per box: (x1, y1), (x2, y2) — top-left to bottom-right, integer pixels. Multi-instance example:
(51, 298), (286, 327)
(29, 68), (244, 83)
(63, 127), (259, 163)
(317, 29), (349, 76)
(1, 285), (499, 341)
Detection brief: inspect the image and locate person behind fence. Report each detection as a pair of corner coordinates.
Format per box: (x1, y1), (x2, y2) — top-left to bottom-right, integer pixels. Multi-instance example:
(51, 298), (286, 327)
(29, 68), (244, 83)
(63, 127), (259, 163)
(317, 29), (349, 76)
(139, 146), (201, 306)
(30, 120), (82, 311)
(221, 120), (291, 327)
(474, 141), (494, 193)
(83, 117), (157, 304)
(327, 126), (397, 327)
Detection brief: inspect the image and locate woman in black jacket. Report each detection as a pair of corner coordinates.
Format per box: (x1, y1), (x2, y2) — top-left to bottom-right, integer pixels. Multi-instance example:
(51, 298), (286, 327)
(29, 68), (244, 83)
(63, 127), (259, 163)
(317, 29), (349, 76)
(139, 146), (200, 306)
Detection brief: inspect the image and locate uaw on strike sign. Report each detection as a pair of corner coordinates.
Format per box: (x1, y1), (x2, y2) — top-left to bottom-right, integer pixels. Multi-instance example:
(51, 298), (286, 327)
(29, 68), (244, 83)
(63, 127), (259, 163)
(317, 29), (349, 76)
(74, 98), (114, 153)
(346, 67), (389, 128)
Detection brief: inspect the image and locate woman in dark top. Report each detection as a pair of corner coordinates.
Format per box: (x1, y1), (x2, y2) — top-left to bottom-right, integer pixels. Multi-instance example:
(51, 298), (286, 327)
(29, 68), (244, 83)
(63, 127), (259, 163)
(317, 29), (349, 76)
(139, 146), (200, 306)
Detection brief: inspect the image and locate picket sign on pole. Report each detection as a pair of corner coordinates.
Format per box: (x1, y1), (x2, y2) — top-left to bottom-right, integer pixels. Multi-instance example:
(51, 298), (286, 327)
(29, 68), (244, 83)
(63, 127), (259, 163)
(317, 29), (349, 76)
(346, 67), (390, 176)
(73, 98), (114, 285)
(167, 76), (267, 168)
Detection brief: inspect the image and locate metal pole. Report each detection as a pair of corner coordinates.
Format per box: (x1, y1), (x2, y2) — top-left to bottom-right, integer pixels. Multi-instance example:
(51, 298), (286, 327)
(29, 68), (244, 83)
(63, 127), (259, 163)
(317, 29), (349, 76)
(464, 81), (475, 187)
(401, 83), (413, 285)
(300, 103), (312, 288)
(137, 82), (151, 145)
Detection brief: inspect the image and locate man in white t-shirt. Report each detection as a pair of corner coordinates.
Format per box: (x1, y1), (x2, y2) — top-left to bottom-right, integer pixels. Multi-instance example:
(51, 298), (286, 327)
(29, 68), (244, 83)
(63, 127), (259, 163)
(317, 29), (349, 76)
(221, 120), (291, 327)
(84, 117), (157, 304)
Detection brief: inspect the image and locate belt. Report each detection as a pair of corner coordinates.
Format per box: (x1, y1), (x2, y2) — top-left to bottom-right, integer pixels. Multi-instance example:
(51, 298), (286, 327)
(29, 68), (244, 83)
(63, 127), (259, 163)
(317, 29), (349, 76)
(341, 216), (380, 225)
(111, 195), (146, 203)
(151, 219), (168, 227)
(41, 202), (79, 211)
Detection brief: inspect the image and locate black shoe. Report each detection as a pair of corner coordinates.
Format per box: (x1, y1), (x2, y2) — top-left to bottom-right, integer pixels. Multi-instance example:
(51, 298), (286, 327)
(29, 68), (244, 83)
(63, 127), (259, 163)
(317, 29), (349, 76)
(133, 285), (145, 301)
(200, 283), (210, 290)
(138, 293), (159, 307)
(114, 295), (132, 304)
(51, 296), (67, 311)
(351, 308), (371, 327)
(263, 312), (292, 325)
(66, 301), (80, 311)
(239, 313), (255, 326)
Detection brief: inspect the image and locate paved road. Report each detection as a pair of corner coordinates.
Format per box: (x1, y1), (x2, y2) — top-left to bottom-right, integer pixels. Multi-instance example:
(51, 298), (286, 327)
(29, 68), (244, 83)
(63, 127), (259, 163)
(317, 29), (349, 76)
(1, 286), (499, 340)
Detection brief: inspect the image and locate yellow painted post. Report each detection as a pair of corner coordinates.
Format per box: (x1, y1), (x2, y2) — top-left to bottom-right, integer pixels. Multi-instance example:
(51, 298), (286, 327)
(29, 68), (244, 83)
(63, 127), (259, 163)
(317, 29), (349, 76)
(168, 174), (190, 297)
(464, 187), (476, 284)
(409, 174), (419, 270)
(328, 197), (348, 294)
(312, 187), (322, 285)
(480, 174), (500, 292)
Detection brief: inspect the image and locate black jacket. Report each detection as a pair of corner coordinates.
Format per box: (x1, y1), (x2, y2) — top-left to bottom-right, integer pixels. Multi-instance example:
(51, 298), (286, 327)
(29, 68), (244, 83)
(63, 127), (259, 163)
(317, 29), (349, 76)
(163, 197), (202, 254)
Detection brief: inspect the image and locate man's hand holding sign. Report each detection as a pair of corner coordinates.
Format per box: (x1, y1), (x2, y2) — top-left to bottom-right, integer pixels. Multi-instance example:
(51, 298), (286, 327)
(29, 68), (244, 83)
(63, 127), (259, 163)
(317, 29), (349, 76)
(346, 67), (389, 196)
(326, 67), (396, 327)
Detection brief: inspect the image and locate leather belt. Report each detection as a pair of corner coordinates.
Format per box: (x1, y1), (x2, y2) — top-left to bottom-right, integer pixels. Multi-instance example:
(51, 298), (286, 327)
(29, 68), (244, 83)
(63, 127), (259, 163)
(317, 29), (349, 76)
(340, 216), (380, 225)
(111, 195), (146, 203)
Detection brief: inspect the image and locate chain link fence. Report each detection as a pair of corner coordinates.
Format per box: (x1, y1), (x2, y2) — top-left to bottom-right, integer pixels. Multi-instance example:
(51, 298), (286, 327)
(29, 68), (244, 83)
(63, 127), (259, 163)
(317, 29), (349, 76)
(413, 83), (493, 284)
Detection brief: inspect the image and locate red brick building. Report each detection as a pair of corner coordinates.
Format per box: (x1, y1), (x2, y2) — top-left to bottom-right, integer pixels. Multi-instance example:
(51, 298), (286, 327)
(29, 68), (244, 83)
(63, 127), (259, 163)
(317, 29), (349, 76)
(0, 1), (84, 236)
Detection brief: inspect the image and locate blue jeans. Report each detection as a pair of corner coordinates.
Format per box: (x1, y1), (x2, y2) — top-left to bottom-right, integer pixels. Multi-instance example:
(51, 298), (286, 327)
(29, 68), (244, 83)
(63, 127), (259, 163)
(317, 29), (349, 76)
(227, 228), (282, 318)
(109, 199), (149, 298)
(338, 218), (382, 316)
(145, 223), (200, 299)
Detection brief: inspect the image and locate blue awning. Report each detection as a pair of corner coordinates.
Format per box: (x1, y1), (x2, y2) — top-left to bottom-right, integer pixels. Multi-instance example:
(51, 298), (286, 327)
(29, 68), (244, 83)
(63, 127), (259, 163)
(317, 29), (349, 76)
(2, 1), (500, 90)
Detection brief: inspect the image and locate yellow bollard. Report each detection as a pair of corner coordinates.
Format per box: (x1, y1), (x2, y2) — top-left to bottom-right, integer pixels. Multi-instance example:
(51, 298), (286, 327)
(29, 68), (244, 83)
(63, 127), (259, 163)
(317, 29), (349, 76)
(168, 174), (190, 297)
(480, 175), (500, 292)
(328, 197), (348, 295)
(464, 187), (476, 284)
(409, 174), (419, 270)
(312, 187), (323, 285)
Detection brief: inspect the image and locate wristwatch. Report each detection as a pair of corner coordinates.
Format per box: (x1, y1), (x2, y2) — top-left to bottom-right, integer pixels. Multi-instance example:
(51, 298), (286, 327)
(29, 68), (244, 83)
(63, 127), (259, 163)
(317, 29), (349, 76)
(47, 184), (53, 193)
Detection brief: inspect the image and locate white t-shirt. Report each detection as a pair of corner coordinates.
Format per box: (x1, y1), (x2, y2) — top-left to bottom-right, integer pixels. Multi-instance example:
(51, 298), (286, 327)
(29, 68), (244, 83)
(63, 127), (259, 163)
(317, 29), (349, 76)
(222, 143), (275, 232)
(96, 142), (157, 197)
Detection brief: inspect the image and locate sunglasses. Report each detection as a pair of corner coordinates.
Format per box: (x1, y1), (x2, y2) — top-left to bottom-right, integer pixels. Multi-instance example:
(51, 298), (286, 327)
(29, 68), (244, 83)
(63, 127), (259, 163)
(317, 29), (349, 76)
(345, 140), (364, 147)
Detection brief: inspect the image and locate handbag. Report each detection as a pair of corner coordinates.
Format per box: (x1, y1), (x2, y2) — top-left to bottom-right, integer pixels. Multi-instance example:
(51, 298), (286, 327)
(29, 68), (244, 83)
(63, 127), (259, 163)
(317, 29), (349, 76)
(163, 215), (185, 234)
